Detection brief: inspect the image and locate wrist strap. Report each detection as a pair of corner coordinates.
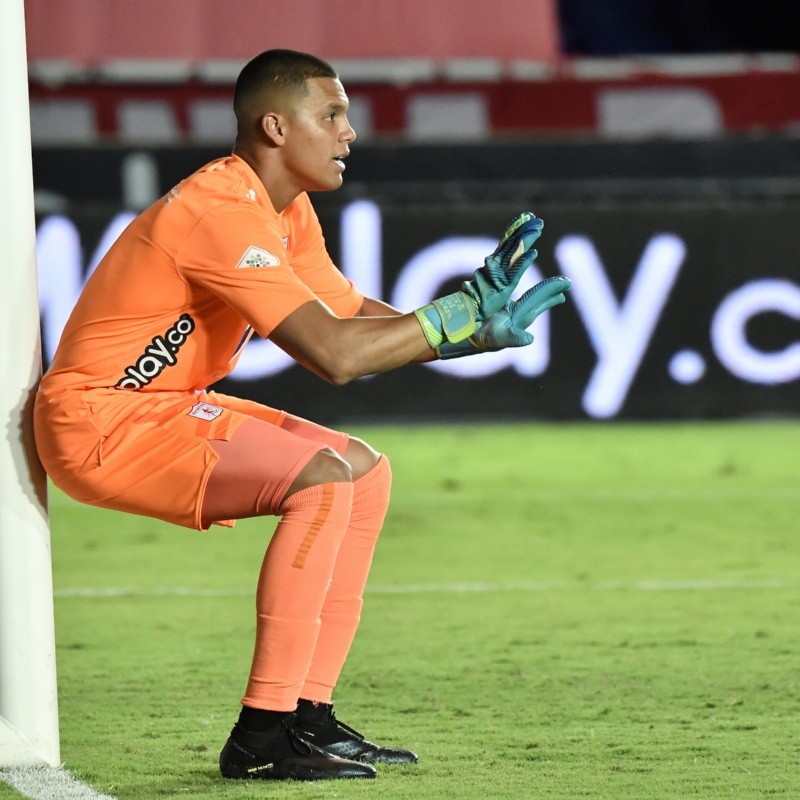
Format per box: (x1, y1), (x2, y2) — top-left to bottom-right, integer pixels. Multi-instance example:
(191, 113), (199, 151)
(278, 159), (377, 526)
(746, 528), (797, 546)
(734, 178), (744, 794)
(413, 292), (478, 348)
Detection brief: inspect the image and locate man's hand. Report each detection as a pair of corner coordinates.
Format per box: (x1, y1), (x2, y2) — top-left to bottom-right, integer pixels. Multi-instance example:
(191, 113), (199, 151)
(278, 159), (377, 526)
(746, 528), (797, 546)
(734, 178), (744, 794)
(462, 212), (544, 319)
(436, 275), (572, 359)
(413, 212), (544, 348)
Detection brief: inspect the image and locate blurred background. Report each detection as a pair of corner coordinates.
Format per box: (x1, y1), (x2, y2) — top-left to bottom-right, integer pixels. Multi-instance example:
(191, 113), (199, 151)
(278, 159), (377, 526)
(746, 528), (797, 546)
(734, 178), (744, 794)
(25, 0), (800, 423)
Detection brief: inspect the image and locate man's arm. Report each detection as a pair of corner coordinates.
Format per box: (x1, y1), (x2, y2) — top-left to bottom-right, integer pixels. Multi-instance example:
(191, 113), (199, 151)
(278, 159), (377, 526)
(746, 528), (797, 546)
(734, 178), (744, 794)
(356, 297), (402, 318)
(269, 212), (560, 384)
(357, 296), (437, 364)
(268, 299), (434, 385)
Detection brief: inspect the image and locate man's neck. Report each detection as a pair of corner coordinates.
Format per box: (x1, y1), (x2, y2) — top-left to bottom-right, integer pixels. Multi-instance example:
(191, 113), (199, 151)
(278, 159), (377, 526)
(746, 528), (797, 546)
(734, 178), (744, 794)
(232, 145), (299, 213)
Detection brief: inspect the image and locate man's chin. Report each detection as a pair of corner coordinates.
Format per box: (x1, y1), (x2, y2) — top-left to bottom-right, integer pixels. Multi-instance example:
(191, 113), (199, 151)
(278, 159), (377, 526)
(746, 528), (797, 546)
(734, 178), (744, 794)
(308, 176), (344, 193)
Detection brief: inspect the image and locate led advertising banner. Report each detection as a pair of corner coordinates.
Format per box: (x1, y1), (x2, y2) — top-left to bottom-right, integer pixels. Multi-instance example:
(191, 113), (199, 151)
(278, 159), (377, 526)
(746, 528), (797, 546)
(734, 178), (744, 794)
(35, 193), (798, 423)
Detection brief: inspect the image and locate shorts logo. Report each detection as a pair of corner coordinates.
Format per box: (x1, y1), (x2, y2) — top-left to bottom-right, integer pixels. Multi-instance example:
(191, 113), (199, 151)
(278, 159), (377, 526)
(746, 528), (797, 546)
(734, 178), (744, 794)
(188, 402), (223, 421)
(116, 314), (196, 390)
(236, 246), (280, 269)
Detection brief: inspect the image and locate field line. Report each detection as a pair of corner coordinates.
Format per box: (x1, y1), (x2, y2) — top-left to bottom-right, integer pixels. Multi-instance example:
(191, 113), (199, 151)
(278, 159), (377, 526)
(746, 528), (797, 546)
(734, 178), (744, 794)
(370, 577), (799, 593)
(0, 766), (116, 800)
(54, 576), (800, 599)
(46, 488), (800, 511)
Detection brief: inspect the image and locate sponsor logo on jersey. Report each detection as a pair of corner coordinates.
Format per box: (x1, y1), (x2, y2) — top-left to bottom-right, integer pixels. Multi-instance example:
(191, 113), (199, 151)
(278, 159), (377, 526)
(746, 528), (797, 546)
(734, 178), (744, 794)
(116, 313), (196, 390)
(188, 401), (223, 420)
(236, 246), (280, 269)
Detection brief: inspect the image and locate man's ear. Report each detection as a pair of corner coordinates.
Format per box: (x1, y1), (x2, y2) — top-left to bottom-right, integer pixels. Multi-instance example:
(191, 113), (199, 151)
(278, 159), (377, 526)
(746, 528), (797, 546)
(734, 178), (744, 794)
(260, 112), (285, 145)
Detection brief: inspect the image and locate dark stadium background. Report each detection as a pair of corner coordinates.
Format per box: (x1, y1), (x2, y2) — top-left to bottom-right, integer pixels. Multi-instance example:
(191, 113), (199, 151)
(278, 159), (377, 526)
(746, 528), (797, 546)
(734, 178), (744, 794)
(27, 0), (800, 422)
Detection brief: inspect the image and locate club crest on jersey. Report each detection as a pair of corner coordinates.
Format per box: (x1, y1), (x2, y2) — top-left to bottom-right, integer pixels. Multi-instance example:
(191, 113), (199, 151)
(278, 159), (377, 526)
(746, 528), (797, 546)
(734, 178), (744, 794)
(236, 246), (280, 269)
(188, 402), (224, 421)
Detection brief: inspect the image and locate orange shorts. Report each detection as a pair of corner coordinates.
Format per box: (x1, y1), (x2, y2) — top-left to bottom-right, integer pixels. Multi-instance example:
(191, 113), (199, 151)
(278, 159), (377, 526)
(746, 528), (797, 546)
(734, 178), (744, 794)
(33, 387), (348, 530)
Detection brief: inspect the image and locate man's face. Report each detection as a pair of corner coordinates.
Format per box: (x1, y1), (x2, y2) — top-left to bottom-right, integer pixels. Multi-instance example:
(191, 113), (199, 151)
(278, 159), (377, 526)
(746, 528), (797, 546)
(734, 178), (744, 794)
(281, 77), (356, 193)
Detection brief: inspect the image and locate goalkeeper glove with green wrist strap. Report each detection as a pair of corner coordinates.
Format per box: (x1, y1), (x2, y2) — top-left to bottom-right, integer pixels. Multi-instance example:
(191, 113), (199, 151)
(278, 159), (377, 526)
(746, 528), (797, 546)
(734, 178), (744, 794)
(436, 275), (572, 359)
(413, 212), (544, 347)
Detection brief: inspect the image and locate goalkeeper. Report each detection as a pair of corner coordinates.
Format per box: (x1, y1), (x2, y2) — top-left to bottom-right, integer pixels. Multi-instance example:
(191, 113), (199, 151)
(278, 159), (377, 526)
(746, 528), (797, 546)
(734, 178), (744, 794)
(33, 49), (571, 783)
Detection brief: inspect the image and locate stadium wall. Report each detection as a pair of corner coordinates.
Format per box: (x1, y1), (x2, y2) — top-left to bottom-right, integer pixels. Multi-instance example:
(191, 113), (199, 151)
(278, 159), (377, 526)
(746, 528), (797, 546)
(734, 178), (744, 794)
(24, 0), (559, 63)
(33, 141), (800, 423)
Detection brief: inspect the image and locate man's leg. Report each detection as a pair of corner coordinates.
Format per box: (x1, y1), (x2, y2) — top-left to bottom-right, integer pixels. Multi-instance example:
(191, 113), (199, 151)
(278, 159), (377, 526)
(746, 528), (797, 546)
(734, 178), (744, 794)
(266, 419), (418, 764)
(293, 449), (417, 763)
(202, 419), (375, 781)
(300, 448), (391, 702)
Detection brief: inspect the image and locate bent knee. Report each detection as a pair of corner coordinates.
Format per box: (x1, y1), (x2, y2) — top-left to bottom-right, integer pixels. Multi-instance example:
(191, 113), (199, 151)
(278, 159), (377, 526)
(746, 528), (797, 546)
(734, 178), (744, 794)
(284, 446), (352, 500)
(345, 437), (382, 480)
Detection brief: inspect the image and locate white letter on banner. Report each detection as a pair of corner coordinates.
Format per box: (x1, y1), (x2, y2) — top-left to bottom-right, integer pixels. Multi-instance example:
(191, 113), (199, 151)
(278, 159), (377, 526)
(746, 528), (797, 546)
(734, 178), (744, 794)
(391, 237), (550, 378)
(340, 199), (383, 300)
(555, 234), (685, 419)
(36, 216), (84, 364)
(710, 279), (800, 384)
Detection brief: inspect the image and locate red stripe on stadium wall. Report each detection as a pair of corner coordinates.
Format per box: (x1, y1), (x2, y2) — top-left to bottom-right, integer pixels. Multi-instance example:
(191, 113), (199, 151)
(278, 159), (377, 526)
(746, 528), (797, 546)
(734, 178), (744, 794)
(24, 0), (559, 62)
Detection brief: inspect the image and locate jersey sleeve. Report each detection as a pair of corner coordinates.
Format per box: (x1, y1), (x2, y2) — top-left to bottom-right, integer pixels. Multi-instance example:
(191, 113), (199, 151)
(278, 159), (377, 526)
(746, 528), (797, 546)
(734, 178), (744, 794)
(285, 195), (364, 318)
(176, 203), (318, 338)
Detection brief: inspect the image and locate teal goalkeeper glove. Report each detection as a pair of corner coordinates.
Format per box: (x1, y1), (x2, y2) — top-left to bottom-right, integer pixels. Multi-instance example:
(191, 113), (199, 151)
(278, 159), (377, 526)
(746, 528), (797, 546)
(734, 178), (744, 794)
(413, 212), (544, 347)
(436, 275), (572, 359)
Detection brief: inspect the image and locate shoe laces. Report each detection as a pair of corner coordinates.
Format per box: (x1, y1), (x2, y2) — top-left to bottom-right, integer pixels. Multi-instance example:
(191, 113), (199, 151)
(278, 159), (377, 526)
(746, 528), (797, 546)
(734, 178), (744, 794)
(326, 710), (366, 742)
(282, 715), (318, 755)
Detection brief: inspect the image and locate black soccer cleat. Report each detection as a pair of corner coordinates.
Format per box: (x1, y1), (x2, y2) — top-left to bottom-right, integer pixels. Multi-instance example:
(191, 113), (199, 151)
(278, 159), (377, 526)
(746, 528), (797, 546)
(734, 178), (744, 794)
(219, 717), (376, 781)
(292, 702), (418, 765)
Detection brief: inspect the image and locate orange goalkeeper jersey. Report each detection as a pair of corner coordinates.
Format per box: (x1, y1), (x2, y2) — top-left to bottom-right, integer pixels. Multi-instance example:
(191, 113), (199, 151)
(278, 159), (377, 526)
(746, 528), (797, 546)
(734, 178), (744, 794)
(41, 154), (364, 394)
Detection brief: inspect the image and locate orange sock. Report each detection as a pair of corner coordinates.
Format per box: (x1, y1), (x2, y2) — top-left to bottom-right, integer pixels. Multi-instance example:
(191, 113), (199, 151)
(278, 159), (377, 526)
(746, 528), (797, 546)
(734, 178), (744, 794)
(300, 456), (392, 703)
(242, 480), (354, 711)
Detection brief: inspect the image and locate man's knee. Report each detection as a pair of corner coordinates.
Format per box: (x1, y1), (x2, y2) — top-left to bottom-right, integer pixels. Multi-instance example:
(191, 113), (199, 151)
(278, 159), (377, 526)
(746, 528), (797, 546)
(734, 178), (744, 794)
(344, 437), (381, 481)
(284, 447), (352, 500)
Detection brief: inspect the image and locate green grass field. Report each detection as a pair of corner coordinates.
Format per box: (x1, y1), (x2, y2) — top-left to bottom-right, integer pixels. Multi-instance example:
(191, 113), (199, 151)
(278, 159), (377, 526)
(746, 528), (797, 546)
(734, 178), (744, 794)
(3, 421), (800, 800)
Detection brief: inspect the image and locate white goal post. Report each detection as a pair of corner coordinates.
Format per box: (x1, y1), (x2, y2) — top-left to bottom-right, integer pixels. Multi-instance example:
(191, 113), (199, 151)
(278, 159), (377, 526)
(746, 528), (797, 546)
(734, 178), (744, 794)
(0, 0), (61, 767)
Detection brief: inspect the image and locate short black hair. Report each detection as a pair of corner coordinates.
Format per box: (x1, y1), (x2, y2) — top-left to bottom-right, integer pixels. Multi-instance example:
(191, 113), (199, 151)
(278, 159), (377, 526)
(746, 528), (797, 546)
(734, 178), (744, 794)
(233, 49), (338, 118)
